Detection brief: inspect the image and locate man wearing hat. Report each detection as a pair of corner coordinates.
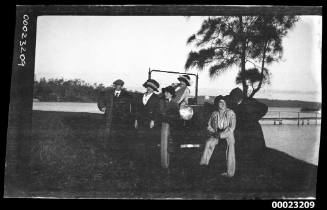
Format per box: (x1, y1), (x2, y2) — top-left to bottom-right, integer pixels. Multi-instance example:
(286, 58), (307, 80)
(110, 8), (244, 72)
(134, 79), (161, 167)
(97, 79), (133, 154)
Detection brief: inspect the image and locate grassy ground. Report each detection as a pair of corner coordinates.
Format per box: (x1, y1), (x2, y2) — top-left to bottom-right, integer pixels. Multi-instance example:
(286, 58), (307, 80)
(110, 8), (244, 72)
(4, 111), (317, 199)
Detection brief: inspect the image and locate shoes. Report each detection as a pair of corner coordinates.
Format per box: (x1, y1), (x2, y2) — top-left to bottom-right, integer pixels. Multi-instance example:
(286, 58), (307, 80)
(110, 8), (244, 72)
(221, 172), (234, 178)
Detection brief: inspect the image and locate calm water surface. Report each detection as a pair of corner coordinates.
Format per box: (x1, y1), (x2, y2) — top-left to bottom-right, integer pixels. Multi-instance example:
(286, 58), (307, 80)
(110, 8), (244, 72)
(262, 125), (320, 165)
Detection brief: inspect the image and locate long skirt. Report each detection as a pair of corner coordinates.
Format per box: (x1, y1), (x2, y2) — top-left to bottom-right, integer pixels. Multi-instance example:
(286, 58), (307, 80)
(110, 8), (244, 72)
(135, 124), (161, 167)
(200, 135), (236, 177)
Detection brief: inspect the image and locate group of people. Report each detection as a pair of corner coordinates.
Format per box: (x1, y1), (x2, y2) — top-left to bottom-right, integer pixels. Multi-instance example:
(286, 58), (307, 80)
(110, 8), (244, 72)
(199, 88), (268, 177)
(97, 75), (268, 178)
(97, 75), (191, 164)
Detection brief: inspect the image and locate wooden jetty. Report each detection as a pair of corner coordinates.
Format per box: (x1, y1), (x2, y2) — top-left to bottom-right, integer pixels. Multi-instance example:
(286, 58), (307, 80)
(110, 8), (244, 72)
(261, 111), (321, 125)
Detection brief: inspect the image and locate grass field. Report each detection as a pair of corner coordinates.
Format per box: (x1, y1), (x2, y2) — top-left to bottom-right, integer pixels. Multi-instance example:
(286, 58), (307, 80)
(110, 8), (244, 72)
(4, 111), (317, 199)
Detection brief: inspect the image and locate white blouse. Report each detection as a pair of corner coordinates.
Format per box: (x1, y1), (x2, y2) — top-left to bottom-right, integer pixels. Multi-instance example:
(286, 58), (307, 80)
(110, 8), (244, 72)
(142, 92), (153, 105)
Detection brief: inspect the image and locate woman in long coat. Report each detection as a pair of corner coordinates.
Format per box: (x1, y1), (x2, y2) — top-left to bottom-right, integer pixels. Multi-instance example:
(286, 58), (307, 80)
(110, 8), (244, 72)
(200, 95), (236, 177)
(134, 79), (161, 166)
(228, 88), (268, 163)
(159, 86), (180, 168)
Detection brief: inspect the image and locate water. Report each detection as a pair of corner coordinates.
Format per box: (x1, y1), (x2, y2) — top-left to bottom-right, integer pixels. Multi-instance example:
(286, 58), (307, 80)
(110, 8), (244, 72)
(263, 125), (320, 166)
(33, 102), (103, 114)
(32, 102), (321, 125)
(262, 107), (321, 125)
(32, 102), (321, 165)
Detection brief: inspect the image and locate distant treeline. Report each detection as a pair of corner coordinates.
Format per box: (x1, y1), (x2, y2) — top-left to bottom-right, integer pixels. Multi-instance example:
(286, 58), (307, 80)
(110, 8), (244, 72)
(200, 96), (321, 110)
(34, 78), (321, 110)
(33, 78), (141, 102)
(256, 98), (321, 110)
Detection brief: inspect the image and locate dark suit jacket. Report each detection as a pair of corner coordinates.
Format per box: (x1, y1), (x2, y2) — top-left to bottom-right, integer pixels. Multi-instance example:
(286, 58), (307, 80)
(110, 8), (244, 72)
(234, 98), (268, 129)
(134, 93), (160, 129)
(159, 98), (180, 125)
(97, 89), (132, 128)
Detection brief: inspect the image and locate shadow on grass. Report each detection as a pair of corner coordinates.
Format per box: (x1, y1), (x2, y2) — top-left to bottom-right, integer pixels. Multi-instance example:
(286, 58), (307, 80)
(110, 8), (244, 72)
(4, 111), (317, 199)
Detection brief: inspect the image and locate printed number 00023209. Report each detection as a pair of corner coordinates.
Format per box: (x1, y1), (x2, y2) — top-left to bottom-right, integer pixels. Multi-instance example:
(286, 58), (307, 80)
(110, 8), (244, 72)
(272, 201), (315, 208)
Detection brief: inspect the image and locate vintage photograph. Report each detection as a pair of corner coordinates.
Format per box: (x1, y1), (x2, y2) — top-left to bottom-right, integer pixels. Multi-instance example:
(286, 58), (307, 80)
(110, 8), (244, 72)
(5, 5), (322, 199)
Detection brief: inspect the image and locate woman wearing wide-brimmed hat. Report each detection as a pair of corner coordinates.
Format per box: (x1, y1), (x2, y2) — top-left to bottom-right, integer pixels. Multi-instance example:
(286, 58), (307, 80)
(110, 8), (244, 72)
(159, 86), (180, 168)
(171, 74), (191, 106)
(200, 95), (236, 177)
(160, 86), (180, 125)
(133, 79), (161, 167)
(134, 78), (161, 130)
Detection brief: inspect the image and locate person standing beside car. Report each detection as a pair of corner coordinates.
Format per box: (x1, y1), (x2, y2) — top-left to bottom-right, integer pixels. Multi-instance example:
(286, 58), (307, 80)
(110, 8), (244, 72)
(134, 79), (161, 168)
(159, 86), (180, 168)
(97, 79), (133, 156)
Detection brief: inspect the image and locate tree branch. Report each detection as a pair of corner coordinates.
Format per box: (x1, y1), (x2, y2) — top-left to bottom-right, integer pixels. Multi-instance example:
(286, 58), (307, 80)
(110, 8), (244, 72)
(245, 59), (259, 69)
(249, 41), (268, 98)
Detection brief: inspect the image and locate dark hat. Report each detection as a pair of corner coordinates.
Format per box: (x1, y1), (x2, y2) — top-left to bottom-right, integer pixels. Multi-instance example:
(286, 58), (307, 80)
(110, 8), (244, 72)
(143, 79), (160, 92)
(229, 87), (243, 101)
(223, 95), (234, 109)
(177, 75), (191, 86)
(214, 95), (225, 106)
(162, 86), (176, 97)
(113, 79), (124, 86)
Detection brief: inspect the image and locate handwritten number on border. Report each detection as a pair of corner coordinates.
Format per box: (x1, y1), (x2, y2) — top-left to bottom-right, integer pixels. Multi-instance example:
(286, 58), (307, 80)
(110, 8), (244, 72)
(18, 14), (29, 67)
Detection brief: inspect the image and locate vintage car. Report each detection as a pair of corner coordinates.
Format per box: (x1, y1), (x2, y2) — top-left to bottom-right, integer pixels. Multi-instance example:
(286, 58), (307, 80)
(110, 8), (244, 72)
(148, 69), (217, 168)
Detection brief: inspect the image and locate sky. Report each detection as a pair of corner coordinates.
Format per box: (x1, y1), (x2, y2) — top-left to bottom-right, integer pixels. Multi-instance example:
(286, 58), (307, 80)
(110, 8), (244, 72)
(34, 15), (322, 102)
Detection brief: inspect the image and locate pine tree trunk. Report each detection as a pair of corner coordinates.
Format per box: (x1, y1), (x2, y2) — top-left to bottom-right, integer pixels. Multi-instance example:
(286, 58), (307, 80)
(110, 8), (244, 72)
(239, 16), (248, 98)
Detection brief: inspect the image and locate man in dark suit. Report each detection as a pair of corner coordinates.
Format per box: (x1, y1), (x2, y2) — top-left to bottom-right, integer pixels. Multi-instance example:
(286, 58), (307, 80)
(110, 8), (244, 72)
(97, 79), (133, 155)
(133, 79), (161, 167)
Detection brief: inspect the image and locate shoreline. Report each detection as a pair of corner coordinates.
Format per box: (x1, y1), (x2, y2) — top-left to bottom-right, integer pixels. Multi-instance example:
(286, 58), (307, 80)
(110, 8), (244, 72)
(28, 110), (320, 166)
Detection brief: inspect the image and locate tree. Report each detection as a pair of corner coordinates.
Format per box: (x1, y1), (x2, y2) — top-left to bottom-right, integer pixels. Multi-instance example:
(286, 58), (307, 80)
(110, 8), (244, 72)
(236, 67), (271, 93)
(246, 16), (299, 98)
(185, 16), (299, 98)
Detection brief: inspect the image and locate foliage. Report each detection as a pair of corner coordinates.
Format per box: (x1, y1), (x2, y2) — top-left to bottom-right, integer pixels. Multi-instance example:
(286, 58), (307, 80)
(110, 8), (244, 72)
(246, 16), (299, 65)
(185, 16), (299, 98)
(34, 77), (105, 102)
(185, 16), (242, 78)
(33, 77), (140, 102)
(236, 67), (271, 87)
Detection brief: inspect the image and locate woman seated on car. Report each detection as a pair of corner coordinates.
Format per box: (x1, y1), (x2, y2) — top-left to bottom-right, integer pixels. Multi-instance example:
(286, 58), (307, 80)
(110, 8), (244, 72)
(200, 95), (236, 177)
(171, 74), (191, 106)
